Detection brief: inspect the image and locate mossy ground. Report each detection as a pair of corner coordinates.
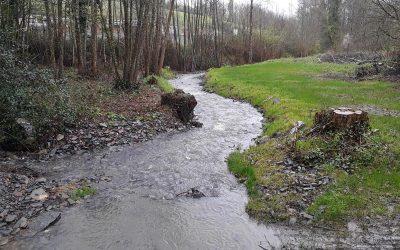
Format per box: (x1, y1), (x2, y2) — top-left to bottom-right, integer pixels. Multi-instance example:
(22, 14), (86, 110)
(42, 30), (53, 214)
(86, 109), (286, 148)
(206, 57), (400, 225)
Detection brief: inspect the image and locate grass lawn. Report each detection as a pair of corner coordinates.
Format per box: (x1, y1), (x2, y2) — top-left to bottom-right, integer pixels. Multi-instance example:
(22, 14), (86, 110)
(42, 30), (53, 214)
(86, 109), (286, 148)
(206, 57), (400, 225)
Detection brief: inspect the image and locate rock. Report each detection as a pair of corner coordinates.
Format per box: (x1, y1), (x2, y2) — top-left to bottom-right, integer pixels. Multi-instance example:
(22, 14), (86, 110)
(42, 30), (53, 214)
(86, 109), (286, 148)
(300, 212), (314, 220)
(101, 176), (112, 182)
(290, 121), (305, 135)
(5, 214), (17, 223)
(67, 198), (75, 206)
(56, 134), (65, 141)
(0, 210), (9, 220)
(0, 118), (36, 150)
(256, 136), (270, 145)
(179, 188), (205, 199)
(60, 193), (69, 199)
(272, 98), (281, 104)
(31, 202), (43, 208)
(30, 188), (48, 201)
(0, 228), (12, 237)
(0, 236), (9, 246)
(23, 211), (61, 237)
(99, 123), (108, 128)
(348, 221), (363, 234)
(289, 217), (297, 225)
(161, 89), (198, 123)
(12, 227), (20, 235)
(36, 177), (47, 183)
(14, 217), (28, 229)
(13, 191), (23, 197)
(191, 121), (203, 128)
(16, 118), (34, 137)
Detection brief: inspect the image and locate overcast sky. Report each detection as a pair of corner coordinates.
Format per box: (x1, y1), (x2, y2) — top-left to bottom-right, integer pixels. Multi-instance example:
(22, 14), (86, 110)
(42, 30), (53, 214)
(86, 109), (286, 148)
(228, 0), (299, 16)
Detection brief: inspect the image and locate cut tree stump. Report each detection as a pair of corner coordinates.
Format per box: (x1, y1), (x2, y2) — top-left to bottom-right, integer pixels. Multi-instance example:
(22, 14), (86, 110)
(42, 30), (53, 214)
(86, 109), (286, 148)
(314, 107), (369, 136)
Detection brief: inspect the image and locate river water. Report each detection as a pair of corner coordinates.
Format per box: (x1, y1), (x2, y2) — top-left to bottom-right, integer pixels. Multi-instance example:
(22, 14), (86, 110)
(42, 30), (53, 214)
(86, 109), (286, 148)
(12, 74), (396, 249)
(13, 73), (282, 249)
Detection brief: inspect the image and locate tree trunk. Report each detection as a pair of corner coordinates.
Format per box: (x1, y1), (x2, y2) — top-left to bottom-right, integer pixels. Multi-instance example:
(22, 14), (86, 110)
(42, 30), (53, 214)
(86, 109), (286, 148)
(249, 0), (254, 63)
(73, 0), (84, 74)
(98, 0), (121, 81)
(91, 0), (98, 75)
(43, 0), (56, 69)
(157, 0), (175, 75)
(56, 0), (64, 77)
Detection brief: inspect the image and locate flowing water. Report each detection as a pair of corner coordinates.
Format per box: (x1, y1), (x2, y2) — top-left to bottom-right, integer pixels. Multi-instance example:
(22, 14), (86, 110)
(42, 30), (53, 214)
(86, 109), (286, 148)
(13, 73), (279, 249)
(11, 74), (393, 249)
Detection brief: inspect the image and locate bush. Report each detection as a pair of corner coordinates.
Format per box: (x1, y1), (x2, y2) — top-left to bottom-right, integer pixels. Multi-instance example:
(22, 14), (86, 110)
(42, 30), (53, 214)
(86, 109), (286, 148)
(0, 31), (77, 150)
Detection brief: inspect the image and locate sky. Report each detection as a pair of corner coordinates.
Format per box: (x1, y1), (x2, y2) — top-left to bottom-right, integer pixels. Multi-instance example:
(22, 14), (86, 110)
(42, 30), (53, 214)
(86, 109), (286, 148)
(229, 0), (299, 16)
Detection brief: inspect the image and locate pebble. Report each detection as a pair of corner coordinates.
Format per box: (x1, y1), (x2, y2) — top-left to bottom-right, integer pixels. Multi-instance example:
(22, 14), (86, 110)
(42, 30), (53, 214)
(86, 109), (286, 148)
(31, 202), (43, 208)
(60, 193), (69, 199)
(24, 211), (61, 237)
(99, 123), (108, 128)
(56, 134), (65, 141)
(5, 214), (17, 223)
(13, 191), (23, 197)
(300, 212), (314, 220)
(14, 217), (28, 229)
(30, 188), (48, 201)
(0, 112), (187, 241)
(0, 236), (9, 246)
(36, 177), (47, 183)
(0, 209), (9, 219)
(67, 198), (75, 205)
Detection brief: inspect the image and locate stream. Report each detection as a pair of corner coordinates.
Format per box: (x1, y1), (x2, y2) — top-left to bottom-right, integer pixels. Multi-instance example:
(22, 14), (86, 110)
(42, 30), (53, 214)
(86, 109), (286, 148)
(13, 73), (276, 249)
(10, 74), (390, 249)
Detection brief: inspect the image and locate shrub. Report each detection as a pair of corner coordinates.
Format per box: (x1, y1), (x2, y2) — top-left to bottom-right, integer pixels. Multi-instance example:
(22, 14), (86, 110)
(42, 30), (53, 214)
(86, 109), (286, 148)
(0, 31), (77, 150)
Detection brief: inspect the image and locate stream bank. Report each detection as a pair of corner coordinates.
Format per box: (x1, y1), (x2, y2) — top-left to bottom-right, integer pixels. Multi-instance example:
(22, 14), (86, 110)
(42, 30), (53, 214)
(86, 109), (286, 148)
(3, 74), (398, 249)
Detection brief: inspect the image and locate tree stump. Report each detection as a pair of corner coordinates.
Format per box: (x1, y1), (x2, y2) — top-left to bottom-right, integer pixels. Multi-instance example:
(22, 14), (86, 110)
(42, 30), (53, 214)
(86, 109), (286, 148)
(161, 89), (197, 123)
(314, 108), (369, 137)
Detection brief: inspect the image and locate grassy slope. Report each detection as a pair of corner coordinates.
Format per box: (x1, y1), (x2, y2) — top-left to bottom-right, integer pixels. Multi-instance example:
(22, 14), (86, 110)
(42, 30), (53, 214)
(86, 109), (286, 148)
(206, 57), (400, 224)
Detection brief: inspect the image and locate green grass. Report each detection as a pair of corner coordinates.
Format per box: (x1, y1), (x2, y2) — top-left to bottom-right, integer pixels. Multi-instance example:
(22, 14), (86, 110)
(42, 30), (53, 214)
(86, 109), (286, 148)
(228, 152), (257, 196)
(308, 168), (400, 221)
(70, 186), (96, 201)
(160, 67), (176, 80)
(206, 57), (400, 140)
(206, 57), (400, 225)
(156, 76), (174, 93)
(144, 74), (175, 93)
